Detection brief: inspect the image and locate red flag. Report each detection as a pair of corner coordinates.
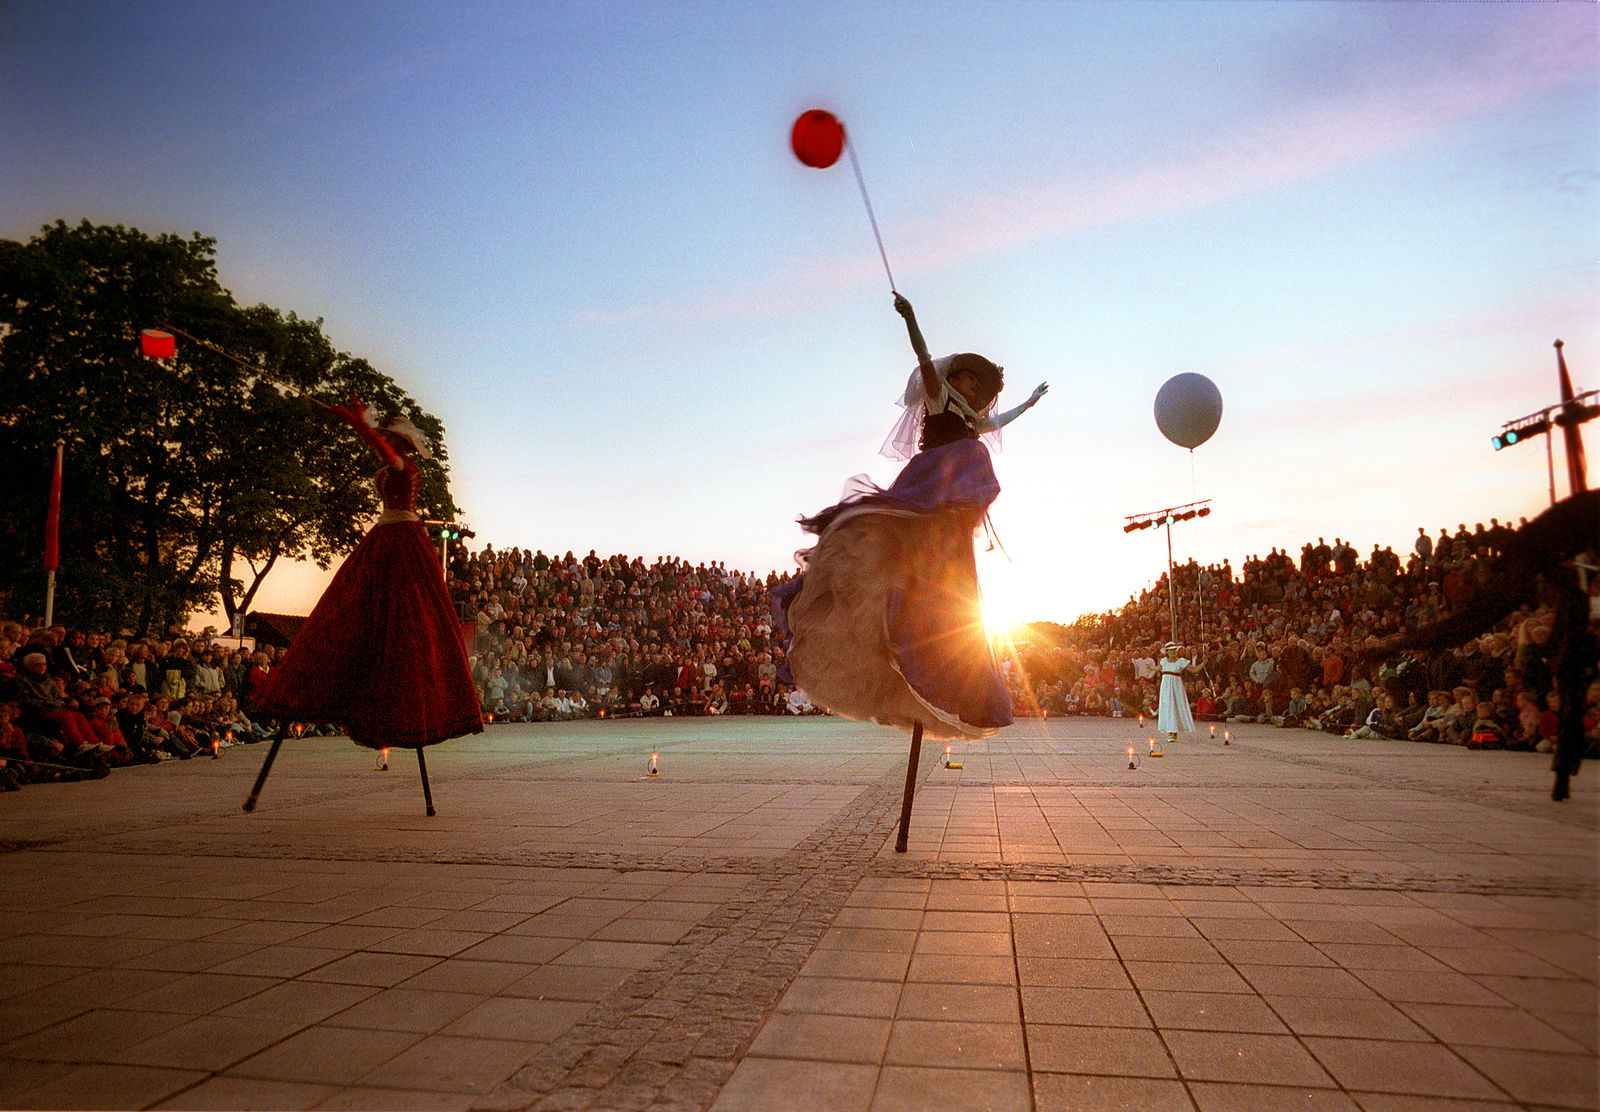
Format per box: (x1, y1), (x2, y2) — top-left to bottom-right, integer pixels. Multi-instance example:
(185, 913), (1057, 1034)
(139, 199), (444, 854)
(44, 442), (62, 571)
(1556, 340), (1587, 494)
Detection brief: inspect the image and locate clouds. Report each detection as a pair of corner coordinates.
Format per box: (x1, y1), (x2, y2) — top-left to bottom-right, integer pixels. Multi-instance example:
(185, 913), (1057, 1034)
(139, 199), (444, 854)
(593, 4), (1595, 326)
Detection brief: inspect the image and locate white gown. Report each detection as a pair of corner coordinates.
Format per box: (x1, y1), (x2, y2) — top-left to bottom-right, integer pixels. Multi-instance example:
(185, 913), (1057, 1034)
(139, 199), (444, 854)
(1157, 658), (1196, 736)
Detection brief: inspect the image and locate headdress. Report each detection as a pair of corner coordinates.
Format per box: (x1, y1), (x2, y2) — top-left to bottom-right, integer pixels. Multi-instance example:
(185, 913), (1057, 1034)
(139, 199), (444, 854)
(943, 353), (1004, 409)
(1163, 642), (1180, 653)
(881, 354), (1007, 461)
(362, 405), (434, 459)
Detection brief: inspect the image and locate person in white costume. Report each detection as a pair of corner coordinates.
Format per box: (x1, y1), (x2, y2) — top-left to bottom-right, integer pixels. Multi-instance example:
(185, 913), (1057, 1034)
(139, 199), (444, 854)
(1156, 643), (1200, 743)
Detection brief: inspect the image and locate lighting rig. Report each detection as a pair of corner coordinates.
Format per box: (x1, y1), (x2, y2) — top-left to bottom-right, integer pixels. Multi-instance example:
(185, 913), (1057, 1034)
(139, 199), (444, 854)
(424, 520), (475, 570)
(1491, 340), (1595, 503)
(1123, 499), (1212, 641)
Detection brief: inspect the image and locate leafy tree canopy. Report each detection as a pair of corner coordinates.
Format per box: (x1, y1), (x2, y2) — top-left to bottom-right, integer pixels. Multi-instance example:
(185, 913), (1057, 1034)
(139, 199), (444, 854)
(0, 219), (458, 632)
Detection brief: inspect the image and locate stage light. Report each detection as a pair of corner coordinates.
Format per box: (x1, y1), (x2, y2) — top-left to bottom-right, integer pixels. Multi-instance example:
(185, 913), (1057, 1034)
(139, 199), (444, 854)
(1493, 416), (1550, 450)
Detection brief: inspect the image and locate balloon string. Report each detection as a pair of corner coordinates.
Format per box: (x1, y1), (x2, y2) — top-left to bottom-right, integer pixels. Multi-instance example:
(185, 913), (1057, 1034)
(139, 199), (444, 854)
(846, 141), (896, 292)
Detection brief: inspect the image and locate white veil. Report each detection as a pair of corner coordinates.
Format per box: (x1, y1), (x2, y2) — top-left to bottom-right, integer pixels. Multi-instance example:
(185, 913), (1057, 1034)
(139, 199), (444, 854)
(879, 354), (1004, 461)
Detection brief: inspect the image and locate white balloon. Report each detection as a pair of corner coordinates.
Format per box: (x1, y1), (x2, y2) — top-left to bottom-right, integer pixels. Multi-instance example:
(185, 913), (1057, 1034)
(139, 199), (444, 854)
(1154, 373), (1223, 450)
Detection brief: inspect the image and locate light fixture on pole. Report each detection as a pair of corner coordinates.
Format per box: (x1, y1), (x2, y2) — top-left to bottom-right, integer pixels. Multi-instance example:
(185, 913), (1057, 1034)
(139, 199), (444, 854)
(1490, 341), (1595, 503)
(1123, 500), (1212, 641)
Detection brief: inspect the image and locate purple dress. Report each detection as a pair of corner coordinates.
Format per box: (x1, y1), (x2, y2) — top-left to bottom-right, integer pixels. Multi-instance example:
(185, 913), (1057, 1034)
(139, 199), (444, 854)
(772, 382), (1013, 741)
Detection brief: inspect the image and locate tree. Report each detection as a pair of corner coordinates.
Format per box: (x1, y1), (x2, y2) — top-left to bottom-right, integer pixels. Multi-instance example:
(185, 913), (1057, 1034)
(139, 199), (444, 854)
(0, 220), (458, 632)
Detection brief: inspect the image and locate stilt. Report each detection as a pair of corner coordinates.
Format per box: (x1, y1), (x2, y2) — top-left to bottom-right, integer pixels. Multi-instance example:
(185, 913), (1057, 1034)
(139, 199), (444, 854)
(243, 730), (286, 812)
(1551, 567), (1593, 801)
(894, 721), (924, 853)
(417, 747), (436, 817)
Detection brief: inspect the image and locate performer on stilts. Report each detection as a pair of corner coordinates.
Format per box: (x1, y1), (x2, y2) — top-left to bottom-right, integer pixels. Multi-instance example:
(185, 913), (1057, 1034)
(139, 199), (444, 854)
(772, 293), (1047, 847)
(245, 397), (482, 815)
(1156, 642), (1200, 744)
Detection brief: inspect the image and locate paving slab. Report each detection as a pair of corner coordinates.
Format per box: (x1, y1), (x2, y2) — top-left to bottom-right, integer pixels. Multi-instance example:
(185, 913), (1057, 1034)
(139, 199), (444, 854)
(0, 717), (1594, 1111)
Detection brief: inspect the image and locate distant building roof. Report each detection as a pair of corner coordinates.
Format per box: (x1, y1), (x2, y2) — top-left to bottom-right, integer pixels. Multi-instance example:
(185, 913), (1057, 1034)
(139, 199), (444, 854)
(244, 612), (308, 648)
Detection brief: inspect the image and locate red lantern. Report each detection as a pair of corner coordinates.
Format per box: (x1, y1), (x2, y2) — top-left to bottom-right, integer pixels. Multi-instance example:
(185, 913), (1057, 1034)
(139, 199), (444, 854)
(140, 329), (176, 359)
(790, 109), (845, 169)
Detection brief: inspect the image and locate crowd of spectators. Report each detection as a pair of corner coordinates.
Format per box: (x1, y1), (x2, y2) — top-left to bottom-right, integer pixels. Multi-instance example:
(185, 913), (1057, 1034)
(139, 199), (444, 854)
(0, 544), (822, 791)
(5, 516), (1595, 792)
(445, 546), (818, 721)
(1013, 521), (1599, 757)
(0, 620), (284, 790)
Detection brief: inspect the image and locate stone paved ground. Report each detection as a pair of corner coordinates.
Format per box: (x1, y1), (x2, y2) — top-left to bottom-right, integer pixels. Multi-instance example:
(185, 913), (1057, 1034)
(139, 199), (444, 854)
(0, 717), (1594, 1111)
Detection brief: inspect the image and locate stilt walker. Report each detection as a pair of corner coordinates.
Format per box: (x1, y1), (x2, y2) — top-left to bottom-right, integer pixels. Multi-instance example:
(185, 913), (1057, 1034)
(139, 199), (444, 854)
(772, 294), (1048, 850)
(774, 109), (1049, 850)
(244, 396), (482, 814)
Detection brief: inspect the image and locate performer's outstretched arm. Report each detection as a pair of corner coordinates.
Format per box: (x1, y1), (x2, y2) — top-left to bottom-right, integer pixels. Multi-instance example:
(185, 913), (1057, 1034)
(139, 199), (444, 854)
(892, 294), (940, 399)
(980, 382), (1049, 431)
(330, 395), (404, 469)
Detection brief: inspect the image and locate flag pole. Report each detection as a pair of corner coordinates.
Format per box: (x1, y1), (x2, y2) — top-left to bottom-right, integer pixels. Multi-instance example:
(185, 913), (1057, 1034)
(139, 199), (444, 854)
(43, 440), (63, 626)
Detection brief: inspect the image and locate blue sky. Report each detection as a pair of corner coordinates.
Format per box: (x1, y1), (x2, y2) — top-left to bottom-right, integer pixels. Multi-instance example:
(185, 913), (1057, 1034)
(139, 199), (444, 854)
(3, 1), (1595, 627)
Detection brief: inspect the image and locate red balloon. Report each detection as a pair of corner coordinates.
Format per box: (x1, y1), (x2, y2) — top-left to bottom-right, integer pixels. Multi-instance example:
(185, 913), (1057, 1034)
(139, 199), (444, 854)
(791, 109), (845, 169)
(140, 329), (176, 359)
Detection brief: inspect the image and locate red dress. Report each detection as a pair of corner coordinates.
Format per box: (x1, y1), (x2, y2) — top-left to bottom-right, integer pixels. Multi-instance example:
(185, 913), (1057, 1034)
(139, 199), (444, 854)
(254, 458), (483, 749)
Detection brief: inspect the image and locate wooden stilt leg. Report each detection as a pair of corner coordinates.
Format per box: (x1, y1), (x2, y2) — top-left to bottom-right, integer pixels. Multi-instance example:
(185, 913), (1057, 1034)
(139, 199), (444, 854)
(243, 731), (286, 813)
(1551, 579), (1592, 802)
(417, 748), (436, 817)
(895, 721), (924, 853)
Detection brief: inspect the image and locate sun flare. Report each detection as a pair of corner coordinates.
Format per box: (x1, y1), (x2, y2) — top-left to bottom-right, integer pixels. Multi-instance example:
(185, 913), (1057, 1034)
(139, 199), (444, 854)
(980, 592), (1028, 639)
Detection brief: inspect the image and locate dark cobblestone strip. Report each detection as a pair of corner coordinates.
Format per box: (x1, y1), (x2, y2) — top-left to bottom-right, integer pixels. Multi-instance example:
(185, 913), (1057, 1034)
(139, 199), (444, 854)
(919, 778), (1440, 790)
(470, 749), (939, 1112)
(69, 838), (1593, 902)
(865, 858), (1593, 899)
(52, 839), (785, 876)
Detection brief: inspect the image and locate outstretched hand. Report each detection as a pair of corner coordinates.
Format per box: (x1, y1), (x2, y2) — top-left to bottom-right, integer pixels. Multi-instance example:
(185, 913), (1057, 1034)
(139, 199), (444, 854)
(892, 293), (915, 320)
(1030, 382), (1049, 403)
(328, 395), (369, 428)
(331, 395), (404, 469)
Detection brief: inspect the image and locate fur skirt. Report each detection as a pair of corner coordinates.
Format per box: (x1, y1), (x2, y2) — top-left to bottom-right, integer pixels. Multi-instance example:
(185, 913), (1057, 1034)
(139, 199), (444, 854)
(773, 439), (1013, 741)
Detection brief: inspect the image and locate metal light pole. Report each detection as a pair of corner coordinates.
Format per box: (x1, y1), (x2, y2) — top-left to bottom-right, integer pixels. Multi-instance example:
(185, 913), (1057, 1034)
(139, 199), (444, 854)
(1124, 499), (1212, 642)
(1491, 340), (1595, 503)
(424, 520), (474, 572)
